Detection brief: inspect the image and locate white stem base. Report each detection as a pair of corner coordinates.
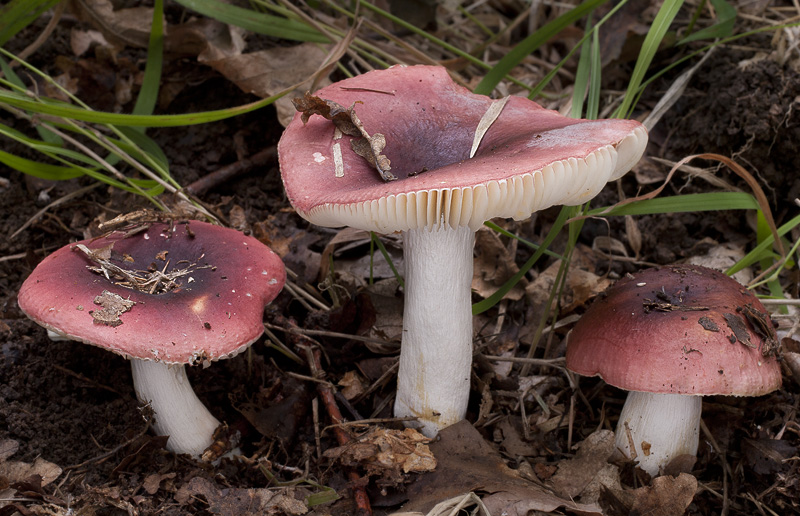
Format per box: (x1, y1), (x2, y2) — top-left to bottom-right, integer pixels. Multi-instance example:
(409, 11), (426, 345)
(131, 360), (220, 457)
(615, 391), (701, 477)
(394, 225), (475, 437)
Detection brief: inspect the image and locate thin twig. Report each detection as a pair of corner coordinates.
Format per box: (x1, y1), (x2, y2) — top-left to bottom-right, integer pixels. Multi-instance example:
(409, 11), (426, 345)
(64, 419), (151, 471)
(305, 347), (373, 516)
(265, 321), (392, 346)
(12, 183), (101, 239)
(53, 364), (124, 396)
(280, 317), (373, 515)
(482, 355), (566, 367)
(184, 146), (277, 196)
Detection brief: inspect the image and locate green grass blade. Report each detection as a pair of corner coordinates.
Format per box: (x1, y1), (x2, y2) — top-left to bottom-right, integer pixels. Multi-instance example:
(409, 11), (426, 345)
(131, 0), (164, 123)
(586, 29), (602, 120)
(474, 0), (607, 96)
(616, 0), (684, 118)
(370, 232), (405, 289)
(0, 149), (83, 180)
(0, 88), (284, 126)
(527, 0), (626, 101)
(728, 213), (800, 276)
(483, 221), (563, 260)
(570, 17), (593, 119)
(173, 0), (328, 42)
(115, 127), (170, 174)
(587, 192), (759, 217)
(0, 0), (58, 45)
(0, 57), (62, 145)
(679, 0), (736, 44)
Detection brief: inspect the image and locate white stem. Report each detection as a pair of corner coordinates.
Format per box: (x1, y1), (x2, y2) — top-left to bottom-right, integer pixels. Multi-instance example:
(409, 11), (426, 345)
(615, 391), (701, 477)
(130, 360), (220, 457)
(394, 225), (475, 437)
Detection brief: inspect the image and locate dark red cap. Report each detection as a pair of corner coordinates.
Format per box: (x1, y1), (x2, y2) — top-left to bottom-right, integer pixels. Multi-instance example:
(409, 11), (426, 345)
(566, 265), (782, 396)
(19, 220), (285, 364)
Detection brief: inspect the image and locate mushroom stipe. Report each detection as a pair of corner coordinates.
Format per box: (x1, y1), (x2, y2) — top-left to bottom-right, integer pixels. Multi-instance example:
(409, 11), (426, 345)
(280, 64), (648, 437)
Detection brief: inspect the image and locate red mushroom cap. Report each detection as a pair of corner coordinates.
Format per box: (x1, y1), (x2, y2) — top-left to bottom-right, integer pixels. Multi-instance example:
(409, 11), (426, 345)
(279, 65), (647, 232)
(18, 220), (285, 364)
(566, 265), (782, 396)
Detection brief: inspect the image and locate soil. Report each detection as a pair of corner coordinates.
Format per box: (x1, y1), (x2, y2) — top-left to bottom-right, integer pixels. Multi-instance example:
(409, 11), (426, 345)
(1, 7), (800, 516)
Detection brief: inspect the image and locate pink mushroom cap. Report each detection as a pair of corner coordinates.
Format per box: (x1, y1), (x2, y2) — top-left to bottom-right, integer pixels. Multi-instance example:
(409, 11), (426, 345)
(279, 65), (647, 232)
(18, 220), (285, 364)
(566, 265), (782, 396)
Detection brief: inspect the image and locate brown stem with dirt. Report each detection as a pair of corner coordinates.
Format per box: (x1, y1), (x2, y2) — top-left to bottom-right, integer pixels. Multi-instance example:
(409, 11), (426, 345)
(184, 146), (277, 196)
(277, 315), (373, 516)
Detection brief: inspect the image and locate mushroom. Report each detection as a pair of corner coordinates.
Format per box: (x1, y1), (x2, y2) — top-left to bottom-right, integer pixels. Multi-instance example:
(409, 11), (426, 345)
(279, 65), (648, 437)
(566, 264), (782, 477)
(18, 220), (286, 457)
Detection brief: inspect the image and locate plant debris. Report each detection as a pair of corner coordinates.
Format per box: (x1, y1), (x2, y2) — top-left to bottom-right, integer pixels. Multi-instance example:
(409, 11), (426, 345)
(73, 241), (208, 295)
(323, 427), (436, 484)
(724, 312), (754, 349)
(90, 290), (135, 327)
(292, 93), (395, 182)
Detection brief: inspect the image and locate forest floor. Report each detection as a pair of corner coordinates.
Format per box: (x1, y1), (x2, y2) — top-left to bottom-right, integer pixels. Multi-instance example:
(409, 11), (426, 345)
(1, 1), (799, 515)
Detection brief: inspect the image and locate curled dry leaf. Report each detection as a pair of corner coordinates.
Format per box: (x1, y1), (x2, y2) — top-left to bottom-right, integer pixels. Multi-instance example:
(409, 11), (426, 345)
(174, 477), (308, 515)
(68, 0), (157, 49)
(0, 439), (62, 487)
(293, 93), (396, 182)
(403, 421), (602, 515)
(338, 370), (366, 400)
(548, 430), (615, 499)
(323, 427), (436, 483)
(200, 43), (330, 127)
(472, 227), (526, 301)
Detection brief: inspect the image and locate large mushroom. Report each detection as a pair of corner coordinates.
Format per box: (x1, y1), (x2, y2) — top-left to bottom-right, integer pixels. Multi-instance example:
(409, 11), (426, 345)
(279, 65), (648, 436)
(566, 264), (782, 476)
(18, 220), (286, 457)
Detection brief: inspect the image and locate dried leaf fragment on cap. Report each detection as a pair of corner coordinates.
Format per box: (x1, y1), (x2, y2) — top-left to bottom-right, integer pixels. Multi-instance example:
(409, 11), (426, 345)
(292, 92), (395, 181)
(91, 290), (135, 327)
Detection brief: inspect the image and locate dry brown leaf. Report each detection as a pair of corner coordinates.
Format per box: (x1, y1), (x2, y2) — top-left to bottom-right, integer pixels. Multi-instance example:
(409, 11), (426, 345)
(0, 439), (19, 461)
(68, 0), (156, 49)
(0, 455), (62, 487)
(628, 473), (698, 516)
(403, 420), (602, 515)
(338, 370), (366, 400)
(143, 472), (176, 495)
(175, 477), (308, 515)
(548, 430), (615, 499)
(69, 28), (110, 57)
(687, 242), (752, 285)
(363, 279), (404, 346)
(472, 227), (526, 301)
(323, 427), (436, 482)
(202, 44), (332, 127)
(634, 157), (668, 185)
(293, 93), (395, 181)
(494, 418), (537, 458)
(525, 245), (611, 323)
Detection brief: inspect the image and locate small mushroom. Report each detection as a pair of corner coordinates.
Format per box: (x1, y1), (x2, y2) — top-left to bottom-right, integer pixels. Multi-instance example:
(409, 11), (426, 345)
(279, 65), (648, 436)
(18, 220), (286, 457)
(566, 264), (782, 477)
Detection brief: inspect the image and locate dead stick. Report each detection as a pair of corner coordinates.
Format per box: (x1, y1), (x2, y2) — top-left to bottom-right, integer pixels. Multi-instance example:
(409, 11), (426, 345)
(277, 315), (372, 516)
(184, 146), (277, 196)
(308, 346), (373, 516)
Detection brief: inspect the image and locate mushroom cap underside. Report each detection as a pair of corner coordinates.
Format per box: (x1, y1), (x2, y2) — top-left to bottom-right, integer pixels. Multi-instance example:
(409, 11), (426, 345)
(18, 221), (286, 364)
(279, 65), (648, 232)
